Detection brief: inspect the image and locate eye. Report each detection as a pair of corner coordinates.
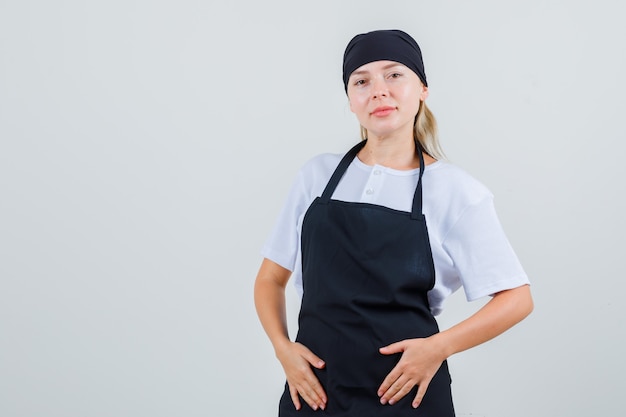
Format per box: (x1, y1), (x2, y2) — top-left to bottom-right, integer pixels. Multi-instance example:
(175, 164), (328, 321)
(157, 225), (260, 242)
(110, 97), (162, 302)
(353, 79), (367, 86)
(389, 72), (403, 79)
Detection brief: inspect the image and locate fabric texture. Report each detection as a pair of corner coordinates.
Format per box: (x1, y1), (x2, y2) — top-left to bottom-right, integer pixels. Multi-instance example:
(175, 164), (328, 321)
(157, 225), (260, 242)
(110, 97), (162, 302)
(343, 29), (428, 90)
(261, 150), (529, 316)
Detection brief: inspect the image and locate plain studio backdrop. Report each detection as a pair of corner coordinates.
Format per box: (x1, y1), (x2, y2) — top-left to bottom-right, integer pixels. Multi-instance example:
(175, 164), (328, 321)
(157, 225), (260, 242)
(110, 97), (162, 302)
(1, 1), (624, 416)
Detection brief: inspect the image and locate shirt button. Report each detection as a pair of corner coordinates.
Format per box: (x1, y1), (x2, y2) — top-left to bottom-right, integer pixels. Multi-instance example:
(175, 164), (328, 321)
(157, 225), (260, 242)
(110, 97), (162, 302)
(366, 188), (374, 195)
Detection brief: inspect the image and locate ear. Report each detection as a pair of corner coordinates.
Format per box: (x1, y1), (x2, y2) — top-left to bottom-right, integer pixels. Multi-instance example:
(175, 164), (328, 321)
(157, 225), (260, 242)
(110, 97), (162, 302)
(420, 86), (429, 101)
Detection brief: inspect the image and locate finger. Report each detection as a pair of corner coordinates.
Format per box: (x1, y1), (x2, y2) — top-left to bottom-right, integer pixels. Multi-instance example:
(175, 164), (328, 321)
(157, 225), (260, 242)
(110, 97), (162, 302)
(379, 375), (408, 405)
(291, 360), (327, 408)
(298, 382), (324, 411)
(387, 378), (413, 405)
(294, 370), (327, 410)
(412, 379), (431, 408)
(298, 345), (326, 369)
(302, 377), (327, 409)
(379, 340), (406, 355)
(377, 366), (403, 397)
(308, 378), (328, 407)
(288, 383), (301, 411)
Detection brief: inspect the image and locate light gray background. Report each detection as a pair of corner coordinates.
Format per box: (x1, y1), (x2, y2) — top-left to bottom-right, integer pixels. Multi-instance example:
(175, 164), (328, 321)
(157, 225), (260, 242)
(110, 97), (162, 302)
(1, 1), (624, 416)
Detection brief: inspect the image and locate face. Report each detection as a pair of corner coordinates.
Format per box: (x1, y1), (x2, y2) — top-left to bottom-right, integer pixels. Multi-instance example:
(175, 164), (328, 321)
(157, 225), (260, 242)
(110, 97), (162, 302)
(347, 60), (428, 140)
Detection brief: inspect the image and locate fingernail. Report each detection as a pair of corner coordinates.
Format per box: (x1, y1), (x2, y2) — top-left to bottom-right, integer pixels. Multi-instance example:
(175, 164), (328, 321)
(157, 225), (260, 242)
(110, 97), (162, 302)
(389, 399), (395, 405)
(380, 398), (387, 405)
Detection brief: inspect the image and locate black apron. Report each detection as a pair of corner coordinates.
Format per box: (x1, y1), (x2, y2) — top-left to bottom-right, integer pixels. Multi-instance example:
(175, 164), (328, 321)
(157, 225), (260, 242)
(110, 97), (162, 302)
(279, 141), (455, 416)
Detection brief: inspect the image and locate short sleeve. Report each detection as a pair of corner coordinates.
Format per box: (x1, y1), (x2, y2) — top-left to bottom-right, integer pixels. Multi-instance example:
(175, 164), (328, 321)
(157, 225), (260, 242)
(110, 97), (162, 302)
(259, 153), (344, 298)
(260, 169), (309, 272)
(442, 196), (530, 301)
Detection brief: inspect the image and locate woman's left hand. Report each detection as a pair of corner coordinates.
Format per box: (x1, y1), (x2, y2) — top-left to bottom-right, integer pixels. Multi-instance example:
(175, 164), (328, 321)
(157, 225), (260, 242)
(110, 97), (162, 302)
(377, 337), (446, 408)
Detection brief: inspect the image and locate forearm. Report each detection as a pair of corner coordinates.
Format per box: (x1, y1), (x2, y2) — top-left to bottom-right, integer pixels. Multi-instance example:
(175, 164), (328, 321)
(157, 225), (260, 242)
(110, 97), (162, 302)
(253, 259), (293, 354)
(433, 285), (533, 358)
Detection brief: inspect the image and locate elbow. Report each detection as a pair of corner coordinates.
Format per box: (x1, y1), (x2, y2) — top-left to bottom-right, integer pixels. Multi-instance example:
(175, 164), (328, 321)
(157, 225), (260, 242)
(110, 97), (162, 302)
(494, 284), (534, 323)
(517, 284), (534, 321)
(526, 289), (534, 317)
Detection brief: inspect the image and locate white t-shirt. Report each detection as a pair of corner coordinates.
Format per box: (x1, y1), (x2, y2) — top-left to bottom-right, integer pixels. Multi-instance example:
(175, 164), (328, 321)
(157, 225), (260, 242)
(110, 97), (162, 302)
(261, 152), (529, 316)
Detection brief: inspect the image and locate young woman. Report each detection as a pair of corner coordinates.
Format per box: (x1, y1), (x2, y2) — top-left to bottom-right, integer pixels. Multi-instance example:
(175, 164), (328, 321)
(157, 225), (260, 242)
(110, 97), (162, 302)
(254, 29), (533, 416)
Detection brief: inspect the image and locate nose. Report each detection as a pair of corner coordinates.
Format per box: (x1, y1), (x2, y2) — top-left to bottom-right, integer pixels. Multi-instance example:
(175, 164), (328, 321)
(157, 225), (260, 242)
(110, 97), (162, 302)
(370, 77), (388, 99)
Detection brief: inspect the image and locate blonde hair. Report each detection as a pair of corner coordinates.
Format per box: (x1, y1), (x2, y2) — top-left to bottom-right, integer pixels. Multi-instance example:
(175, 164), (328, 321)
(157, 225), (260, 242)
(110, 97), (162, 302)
(360, 100), (446, 160)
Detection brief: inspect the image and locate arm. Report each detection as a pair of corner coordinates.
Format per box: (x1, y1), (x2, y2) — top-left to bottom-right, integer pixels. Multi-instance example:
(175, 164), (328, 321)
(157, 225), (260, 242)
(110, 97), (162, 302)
(435, 283), (533, 356)
(378, 284), (533, 408)
(253, 258), (327, 411)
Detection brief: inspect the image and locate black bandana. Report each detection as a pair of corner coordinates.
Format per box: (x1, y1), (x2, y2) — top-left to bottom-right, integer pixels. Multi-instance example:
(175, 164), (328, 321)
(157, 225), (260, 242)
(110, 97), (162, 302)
(342, 29), (427, 91)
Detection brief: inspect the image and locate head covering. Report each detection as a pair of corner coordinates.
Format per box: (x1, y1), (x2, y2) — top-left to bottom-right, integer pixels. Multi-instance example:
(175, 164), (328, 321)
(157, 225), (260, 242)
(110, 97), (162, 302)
(342, 29), (427, 91)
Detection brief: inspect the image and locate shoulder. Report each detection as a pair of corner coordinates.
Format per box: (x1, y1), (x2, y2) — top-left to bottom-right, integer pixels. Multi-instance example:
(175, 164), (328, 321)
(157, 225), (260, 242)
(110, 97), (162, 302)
(424, 160), (493, 206)
(294, 152), (344, 193)
(298, 153), (344, 177)
(422, 161), (495, 232)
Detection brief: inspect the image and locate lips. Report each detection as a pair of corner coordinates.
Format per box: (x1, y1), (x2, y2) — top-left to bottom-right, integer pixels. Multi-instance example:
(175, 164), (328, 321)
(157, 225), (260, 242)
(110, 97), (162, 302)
(371, 106), (396, 117)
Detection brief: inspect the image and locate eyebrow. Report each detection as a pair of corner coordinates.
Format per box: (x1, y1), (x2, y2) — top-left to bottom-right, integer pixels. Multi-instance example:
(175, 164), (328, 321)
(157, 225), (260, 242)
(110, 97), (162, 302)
(349, 63), (405, 77)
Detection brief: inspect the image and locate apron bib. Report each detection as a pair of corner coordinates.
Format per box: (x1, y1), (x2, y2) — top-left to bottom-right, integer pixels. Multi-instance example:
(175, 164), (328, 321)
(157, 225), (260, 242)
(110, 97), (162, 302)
(279, 141), (455, 416)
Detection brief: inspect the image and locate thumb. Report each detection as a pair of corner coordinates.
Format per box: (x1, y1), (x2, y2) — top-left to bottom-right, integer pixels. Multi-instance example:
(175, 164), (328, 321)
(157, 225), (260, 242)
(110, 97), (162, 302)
(379, 340), (406, 355)
(300, 345), (326, 369)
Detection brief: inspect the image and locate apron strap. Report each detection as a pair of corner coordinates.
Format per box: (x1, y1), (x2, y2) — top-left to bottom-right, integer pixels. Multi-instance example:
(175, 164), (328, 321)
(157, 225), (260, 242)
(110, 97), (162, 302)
(411, 140), (426, 220)
(320, 141), (366, 203)
(320, 139), (426, 220)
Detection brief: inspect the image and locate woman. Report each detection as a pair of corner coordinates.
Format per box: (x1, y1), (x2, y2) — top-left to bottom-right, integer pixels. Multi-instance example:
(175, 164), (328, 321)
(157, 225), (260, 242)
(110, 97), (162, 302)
(254, 29), (533, 416)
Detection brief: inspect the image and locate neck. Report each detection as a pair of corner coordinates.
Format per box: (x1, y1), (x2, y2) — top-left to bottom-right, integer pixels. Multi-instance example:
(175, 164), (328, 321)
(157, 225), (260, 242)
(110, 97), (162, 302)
(358, 134), (426, 170)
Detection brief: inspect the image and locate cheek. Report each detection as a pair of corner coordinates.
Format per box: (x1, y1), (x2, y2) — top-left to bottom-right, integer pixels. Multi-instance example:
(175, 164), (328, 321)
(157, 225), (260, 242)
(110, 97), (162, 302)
(348, 95), (367, 114)
(399, 88), (422, 112)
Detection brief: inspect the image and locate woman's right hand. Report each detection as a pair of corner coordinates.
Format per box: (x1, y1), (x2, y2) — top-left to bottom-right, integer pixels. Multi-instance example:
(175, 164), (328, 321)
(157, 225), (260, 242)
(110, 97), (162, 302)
(253, 259), (326, 410)
(276, 341), (327, 411)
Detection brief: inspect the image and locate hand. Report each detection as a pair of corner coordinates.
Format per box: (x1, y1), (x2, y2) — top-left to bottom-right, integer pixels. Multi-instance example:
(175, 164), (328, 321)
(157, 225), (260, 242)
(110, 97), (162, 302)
(377, 337), (446, 408)
(276, 341), (327, 411)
